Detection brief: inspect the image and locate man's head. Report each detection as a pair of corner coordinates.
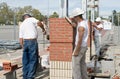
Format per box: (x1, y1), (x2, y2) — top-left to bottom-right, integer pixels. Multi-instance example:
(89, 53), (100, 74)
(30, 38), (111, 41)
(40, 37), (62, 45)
(71, 8), (85, 22)
(95, 17), (102, 25)
(22, 13), (32, 21)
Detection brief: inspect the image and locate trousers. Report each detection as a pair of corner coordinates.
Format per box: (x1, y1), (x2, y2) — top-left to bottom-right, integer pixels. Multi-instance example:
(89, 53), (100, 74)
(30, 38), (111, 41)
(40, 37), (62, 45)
(72, 47), (88, 79)
(94, 36), (101, 56)
(22, 39), (38, 79)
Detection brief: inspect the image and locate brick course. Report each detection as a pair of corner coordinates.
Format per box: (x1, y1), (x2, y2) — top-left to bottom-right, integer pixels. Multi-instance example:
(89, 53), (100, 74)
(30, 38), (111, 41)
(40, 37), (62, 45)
(49, 18), (73, 62)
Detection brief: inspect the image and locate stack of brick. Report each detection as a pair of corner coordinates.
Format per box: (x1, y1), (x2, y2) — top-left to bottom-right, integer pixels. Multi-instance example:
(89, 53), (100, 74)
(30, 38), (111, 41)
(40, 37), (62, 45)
(3, 62), (18, 71)
(49, 18), (73, 79)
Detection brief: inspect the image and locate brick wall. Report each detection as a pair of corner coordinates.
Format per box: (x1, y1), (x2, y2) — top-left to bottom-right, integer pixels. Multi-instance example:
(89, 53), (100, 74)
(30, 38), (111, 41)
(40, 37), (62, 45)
(49, 18), (73, 61)
(49, 18), (73, 79)
(50, 43), (73, 61)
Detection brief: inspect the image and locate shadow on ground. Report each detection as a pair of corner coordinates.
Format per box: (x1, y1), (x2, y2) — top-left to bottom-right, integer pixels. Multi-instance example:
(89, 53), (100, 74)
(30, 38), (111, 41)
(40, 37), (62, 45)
(35, 68), (49, 79)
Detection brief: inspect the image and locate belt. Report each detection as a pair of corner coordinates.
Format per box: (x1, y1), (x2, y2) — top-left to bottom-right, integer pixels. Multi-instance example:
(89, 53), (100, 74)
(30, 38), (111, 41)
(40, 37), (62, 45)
(24, 38), (37, 40)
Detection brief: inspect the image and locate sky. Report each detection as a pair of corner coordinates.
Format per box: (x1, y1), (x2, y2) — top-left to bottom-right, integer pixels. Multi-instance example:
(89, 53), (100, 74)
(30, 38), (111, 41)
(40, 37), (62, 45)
(0, 0), (120, 17)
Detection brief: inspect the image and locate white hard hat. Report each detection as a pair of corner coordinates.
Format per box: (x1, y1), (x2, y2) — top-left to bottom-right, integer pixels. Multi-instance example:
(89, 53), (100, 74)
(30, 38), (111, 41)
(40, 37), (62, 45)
(71, 8), (85, 18)
(95, 17), (102, 22)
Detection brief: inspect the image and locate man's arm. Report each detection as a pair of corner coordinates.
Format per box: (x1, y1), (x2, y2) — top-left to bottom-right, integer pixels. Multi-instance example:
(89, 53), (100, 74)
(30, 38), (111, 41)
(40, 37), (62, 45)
(37, 21), (45, 31)
(94, 25), (103, 31)
(71, 18), (77, 28)
(73, 26), (85, 56)
(92, 23), (103, 31)
(19, 26), (24, 48)
(65, 17), (77, 28)
(19, 38), (23, 48)
(37, 21), (46, 35)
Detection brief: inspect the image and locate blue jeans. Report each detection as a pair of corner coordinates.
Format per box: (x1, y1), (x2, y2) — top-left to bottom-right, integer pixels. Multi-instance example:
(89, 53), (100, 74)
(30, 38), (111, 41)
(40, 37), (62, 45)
(22, 39), (38, 79)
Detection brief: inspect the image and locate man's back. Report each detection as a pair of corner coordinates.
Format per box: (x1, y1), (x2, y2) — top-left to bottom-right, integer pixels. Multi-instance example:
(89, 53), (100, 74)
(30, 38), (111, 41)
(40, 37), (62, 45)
(19, 17), (39, 39)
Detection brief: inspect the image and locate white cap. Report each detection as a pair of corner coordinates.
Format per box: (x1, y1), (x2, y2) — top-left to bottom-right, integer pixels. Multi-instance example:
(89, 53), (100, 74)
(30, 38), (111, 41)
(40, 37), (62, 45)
(95, 17), (102, 22)
(71, 8), (85, 18)
(22, 13), (32, 17)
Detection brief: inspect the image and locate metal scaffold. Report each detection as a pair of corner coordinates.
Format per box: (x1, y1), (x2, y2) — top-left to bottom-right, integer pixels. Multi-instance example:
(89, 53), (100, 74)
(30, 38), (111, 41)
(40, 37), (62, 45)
(82, 0), (99, 21)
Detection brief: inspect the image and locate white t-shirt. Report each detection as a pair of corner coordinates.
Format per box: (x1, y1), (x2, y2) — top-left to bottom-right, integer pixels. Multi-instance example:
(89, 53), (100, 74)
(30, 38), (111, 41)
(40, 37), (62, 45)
(19, 17), (39, 39)
(94, 24), (103, 36)
(75, 20), (89, 47)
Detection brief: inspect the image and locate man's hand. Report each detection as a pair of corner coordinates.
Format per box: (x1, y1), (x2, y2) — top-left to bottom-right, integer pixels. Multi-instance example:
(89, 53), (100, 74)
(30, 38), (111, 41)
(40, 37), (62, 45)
(43, 30), (46, 35)
(19, 38), (23, 48)
(37, 21), (46, 33)
(92, 22), (97, 27)
(72, 46), (81, 56)
(71, 18), (77, 28)
(72, 51), (79, 56)
(72, 22), (77, 28)
(92, 22), (103, 31)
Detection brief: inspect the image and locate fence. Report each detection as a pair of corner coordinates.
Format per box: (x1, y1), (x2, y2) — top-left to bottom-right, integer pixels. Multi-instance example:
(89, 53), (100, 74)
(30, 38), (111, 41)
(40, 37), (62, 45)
(0, 25), (49, 50)
(0, 25), (18, 40)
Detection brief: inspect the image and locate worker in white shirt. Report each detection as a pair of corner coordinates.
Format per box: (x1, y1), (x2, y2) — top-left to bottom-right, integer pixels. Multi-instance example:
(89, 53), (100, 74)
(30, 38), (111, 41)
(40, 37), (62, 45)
(93, 17), (103, 57)
(71, 8), (89, 79)
(19, 13), (46, 79)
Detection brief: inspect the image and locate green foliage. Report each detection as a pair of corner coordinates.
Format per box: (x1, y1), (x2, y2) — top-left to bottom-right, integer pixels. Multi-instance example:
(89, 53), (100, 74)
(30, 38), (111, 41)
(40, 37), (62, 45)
(50, 12), (59, 18)
(0, 2), (49, 25)
(16, 6), (45, 22)
(0, 2), (14, 24)
(112, 10), (120, 26)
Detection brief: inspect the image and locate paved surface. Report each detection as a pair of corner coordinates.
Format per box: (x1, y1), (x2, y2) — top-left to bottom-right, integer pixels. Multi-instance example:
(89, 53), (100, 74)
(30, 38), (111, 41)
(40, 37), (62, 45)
(16, 68), (49, 79)
(0, 43), (50, 79)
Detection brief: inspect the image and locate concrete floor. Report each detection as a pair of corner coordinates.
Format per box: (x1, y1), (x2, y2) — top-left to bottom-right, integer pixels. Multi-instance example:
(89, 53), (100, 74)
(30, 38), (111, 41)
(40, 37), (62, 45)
(0, 43), (50, 79)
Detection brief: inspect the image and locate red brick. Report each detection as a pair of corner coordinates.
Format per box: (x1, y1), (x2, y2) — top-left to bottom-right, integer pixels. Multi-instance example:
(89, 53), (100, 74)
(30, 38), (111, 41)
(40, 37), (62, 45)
(3, 62), (11, 67)
(3, 64), (18, 71)
(3, 67), (12, 71)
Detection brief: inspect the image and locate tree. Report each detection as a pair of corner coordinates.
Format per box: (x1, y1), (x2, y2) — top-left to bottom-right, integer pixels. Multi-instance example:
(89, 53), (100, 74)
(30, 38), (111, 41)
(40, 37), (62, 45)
(0, 2), (14, 24)
(112, 10), (118, 26)
(0, 3), (47, 25)
(50, 12), (59, 18)
(31, 9), (45, 21)
(16, 6), (46, 22)
(108, 10), (120, 26)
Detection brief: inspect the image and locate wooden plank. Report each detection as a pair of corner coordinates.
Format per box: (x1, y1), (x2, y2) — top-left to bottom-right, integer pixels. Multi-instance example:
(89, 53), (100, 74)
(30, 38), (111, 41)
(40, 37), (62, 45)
(88, 73), (110, 78)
